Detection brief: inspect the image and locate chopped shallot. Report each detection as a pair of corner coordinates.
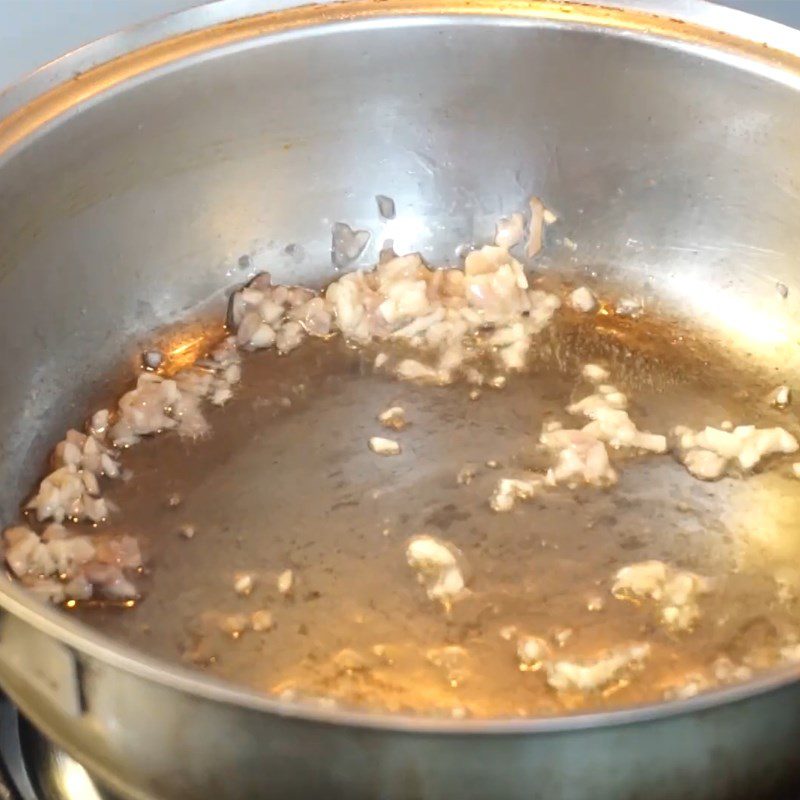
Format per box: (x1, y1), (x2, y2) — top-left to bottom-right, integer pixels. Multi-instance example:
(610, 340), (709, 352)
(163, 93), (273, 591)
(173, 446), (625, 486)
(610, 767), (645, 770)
(490, 476), (542, 512)
(406, 534), (468, 608)
(612, 560), (712, 631)
(277, 569), (294, 596)
(4, 525), (140, 602)
(673, 424), (798, 480)
(226, 242), (561, 386)
(545, 643), (650, 693)
(234, 572), (256, 597)
(514, 631), (650, 693)
(378, 406), (407, 430)
(568, 286), (597, 313)
(368, 436), (401, 456)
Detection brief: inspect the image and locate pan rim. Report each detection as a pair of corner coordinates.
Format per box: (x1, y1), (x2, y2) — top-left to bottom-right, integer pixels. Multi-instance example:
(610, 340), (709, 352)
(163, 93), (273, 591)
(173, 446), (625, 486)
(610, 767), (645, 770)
(2, 0), (800, 734)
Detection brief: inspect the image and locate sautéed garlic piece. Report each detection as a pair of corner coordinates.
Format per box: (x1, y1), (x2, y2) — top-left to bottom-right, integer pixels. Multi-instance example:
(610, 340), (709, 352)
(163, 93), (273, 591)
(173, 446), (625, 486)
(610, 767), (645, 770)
(673, 424), (799, 480)
(613, 560), (713, 632)
(406, 535), (468, 607)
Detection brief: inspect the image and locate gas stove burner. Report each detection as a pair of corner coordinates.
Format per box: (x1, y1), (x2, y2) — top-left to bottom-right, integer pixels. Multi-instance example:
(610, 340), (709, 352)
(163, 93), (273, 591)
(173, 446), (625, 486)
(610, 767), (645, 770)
(0, 700), (115, 800)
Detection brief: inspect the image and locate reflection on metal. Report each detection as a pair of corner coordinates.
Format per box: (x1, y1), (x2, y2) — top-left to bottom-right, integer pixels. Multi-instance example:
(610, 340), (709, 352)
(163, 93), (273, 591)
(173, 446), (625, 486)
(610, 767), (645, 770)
(725, 474), (800, 575)
(666, 272), (795, 348)
(51, 752), (105, 800)
(0, 701), (112, 800)
(2, 0), (800, 159)
(0, 701), (37, 800)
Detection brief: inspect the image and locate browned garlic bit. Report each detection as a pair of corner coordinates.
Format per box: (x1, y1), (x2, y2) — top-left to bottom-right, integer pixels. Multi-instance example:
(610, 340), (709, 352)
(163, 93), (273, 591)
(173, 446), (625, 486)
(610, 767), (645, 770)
(612, 560), (713, 631)
(673, 424), (799, 481)
(405, 534), (468, 607)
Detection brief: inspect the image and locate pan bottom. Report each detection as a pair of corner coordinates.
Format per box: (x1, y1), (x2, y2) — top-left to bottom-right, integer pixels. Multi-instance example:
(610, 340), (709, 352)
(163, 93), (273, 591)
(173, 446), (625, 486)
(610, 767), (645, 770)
(57, 307), (800, 718)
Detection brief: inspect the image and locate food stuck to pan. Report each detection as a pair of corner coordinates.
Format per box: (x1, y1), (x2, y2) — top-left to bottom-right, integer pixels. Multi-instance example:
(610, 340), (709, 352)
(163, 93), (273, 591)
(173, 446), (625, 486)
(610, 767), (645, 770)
(4, 197), (800, 719)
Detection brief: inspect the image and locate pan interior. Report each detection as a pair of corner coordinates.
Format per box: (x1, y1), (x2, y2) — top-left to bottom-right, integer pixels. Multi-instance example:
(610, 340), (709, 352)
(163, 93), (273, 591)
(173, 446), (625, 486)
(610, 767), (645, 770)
(57, 292), (800, 719)
(2, 2), (800, 722)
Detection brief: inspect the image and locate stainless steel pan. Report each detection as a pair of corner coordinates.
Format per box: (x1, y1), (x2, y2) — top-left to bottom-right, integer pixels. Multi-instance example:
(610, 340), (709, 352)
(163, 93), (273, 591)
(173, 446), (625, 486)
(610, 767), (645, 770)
(3, 1), (800, 797)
